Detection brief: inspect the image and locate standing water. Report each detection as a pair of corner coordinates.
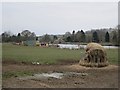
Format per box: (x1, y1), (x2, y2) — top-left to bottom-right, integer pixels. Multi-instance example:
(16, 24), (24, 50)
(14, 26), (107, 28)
(58, 44), (118, 49)
(18, 72), (88, 80)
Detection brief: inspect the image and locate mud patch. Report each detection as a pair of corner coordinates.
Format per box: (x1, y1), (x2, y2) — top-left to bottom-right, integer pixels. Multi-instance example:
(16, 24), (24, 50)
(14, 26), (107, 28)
(18, 72), (88, 80)
(2, 63), (118, 88)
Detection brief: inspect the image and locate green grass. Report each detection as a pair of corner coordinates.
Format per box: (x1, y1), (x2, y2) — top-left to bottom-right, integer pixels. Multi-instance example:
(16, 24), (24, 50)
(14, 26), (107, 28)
(2, 43), (118, 65)
(106, 49), (119, 64)
(2, 43), (85, 64)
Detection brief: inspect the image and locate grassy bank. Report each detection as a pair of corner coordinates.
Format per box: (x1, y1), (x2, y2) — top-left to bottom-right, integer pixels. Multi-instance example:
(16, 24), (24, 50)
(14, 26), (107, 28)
(2, 43), (118, 65)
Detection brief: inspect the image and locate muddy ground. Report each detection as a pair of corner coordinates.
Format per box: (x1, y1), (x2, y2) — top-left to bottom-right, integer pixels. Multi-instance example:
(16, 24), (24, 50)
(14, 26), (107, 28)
(2, 61), (119, 88)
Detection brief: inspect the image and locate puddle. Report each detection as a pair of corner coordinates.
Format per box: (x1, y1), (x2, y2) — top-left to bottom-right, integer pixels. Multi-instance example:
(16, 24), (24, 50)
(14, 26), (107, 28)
(18, 72), (88, 80)
(34, 73), (63, 79)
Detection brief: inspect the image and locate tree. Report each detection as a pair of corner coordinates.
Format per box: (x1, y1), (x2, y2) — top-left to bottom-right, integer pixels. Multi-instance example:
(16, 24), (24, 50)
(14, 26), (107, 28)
(75, 31), (81, 42)
(50, 35), (58, 43)
(2, 33), (6, 42)
(53, 35), (58, 40)
(36, 37), (39, 41)
(80, 30), (86, 42)
(72, 30), (75, 42)
(21, 30), (36, 41)
(11, 35), (17, 42)
(96, 30), (106, 43)
(41, 34), (51, 42)
(64, 32), (71, 37)
(64, 32), (71, 42)
(66, 36), (72, 42)
(1, 31), (12, 42)
(92, 31), (99, 43)
(21, 30), (31, 37)
(72, 30), (75, 34)
(17, 33), (21, 43)
(29, 32), (36, 40)
(21, 30), (31, 41)
(86, 34), (92, 43)
(105, 31), (110, 42)
(112, 31), (118, 45)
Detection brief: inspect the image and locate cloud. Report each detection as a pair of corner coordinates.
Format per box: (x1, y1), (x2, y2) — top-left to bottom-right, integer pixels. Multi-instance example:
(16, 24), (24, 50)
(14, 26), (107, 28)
(2, 2), (118, 35)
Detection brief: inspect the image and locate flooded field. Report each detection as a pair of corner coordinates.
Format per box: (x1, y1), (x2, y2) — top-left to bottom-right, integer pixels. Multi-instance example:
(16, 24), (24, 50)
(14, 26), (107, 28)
(58, 44), (118, 49)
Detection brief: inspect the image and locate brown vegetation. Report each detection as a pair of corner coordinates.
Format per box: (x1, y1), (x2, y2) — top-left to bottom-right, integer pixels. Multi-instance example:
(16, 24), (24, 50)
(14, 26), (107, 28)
(79, 43), (108, 67)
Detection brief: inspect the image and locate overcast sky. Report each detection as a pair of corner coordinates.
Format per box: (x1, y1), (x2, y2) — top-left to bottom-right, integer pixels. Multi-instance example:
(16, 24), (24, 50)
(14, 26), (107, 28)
(1, 2), (118, 36)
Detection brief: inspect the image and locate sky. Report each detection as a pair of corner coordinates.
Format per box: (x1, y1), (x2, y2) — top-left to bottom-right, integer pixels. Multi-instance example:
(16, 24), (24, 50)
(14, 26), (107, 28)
(1, 1), (118, 36)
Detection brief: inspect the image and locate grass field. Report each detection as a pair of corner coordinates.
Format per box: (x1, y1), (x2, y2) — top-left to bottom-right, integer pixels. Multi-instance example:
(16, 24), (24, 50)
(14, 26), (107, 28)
(2, 43), (119, 65)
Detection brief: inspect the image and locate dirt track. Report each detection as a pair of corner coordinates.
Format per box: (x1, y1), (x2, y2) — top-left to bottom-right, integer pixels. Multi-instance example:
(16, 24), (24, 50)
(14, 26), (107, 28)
(2, 62), (118, 88)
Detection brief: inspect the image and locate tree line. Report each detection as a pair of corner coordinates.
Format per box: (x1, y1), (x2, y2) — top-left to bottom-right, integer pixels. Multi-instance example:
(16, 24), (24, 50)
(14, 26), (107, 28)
(1, 30), (36, 43)
(0, 27), (119, 46)
(63, 28), (119, 46)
